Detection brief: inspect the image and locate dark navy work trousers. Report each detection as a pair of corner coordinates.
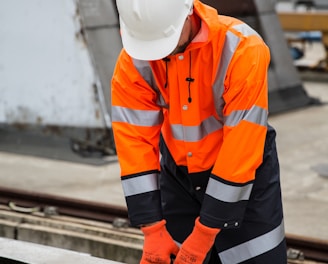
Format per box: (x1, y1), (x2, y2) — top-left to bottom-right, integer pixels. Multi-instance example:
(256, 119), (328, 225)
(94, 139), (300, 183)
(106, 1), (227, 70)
(159, 125), (287, 264)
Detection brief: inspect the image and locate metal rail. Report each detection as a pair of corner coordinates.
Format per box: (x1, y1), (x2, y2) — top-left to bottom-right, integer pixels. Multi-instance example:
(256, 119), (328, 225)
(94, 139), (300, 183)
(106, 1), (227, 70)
(0, 186), (128, 224)
(0, 186), (328, 263)
(287, 233), (328, 263)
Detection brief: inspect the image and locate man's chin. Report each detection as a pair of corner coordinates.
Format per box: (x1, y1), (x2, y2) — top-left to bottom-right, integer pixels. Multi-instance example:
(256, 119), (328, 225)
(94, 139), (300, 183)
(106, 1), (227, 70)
(170, 43), (189, 56)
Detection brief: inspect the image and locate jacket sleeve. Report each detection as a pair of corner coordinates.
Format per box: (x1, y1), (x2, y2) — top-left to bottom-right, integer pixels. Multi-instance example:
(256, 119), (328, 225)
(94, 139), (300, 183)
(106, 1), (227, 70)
(111, 50), (163, 226)
(200, 35), (271, 229)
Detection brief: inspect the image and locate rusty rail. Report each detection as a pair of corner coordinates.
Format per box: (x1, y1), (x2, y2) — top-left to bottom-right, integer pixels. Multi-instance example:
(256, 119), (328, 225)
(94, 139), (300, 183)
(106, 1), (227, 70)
(0, 186), (328, 263)
(0, 186), (128, 224)
(286, 233), (328, 263)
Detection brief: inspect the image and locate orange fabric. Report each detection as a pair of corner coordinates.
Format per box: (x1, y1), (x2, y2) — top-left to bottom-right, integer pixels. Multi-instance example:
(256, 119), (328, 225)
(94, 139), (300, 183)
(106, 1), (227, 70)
(111, 0), (270, 186)
(111, 53), (162, 176)
(140, 220), (179, 264)
(175, 217), (220, 264)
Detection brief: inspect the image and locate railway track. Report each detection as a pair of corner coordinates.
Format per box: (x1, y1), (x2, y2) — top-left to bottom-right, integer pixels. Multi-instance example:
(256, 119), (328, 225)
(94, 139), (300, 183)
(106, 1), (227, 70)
(0, 186), (128, 224)
(0, 186), (327, 263)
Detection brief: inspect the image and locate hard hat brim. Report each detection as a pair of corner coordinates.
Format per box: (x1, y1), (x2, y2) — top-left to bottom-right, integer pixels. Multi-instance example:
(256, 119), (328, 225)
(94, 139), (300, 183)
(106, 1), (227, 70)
(119, 17), (184, 61)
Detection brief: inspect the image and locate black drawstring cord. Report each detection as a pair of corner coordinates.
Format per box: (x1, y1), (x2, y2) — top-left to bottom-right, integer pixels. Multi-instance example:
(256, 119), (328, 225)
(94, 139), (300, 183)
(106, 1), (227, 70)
(162, 57), (170, 88)
(186, 51), (194, 103)
(163, 54), (194, 103)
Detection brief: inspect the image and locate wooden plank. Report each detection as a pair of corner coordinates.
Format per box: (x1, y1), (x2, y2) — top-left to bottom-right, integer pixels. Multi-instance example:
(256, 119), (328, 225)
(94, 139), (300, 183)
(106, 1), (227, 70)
(278, 12), (328, 31)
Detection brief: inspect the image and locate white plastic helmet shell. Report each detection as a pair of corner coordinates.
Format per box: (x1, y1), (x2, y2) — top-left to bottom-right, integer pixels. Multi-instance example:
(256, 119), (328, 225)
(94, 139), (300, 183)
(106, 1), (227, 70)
(116, 0), (194, 60)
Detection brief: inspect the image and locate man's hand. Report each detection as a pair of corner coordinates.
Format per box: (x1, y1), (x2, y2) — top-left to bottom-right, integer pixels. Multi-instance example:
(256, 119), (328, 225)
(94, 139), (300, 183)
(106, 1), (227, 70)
(174, 217), (220, 264)
(141, 220), (179, 264)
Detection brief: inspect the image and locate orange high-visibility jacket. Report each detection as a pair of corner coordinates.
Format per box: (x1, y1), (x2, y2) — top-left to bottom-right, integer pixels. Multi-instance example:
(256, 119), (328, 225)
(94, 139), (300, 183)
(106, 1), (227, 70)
(111, 0), (270, 227)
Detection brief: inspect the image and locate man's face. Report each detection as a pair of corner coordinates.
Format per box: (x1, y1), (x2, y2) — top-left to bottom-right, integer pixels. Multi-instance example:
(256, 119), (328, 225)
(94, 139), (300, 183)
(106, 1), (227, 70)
(170, 16), (192, 55)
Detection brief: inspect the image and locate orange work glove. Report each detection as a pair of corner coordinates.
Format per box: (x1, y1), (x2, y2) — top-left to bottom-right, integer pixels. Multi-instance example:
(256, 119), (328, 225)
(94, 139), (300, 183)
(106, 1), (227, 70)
(140, 220), (179, 264)
(174, 217), (220, 264)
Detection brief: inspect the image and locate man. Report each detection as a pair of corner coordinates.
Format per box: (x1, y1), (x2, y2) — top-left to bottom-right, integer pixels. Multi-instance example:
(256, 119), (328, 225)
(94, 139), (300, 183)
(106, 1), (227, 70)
(111, 0), (287, 263)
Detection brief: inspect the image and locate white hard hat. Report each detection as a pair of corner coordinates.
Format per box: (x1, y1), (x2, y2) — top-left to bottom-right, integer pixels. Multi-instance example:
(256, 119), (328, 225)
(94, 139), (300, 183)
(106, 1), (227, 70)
(116, 0), (194, 60)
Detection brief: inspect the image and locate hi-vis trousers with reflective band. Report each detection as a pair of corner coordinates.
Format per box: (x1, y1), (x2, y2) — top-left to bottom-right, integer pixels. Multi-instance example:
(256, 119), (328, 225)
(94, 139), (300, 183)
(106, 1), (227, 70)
(160, 125), (287, 264)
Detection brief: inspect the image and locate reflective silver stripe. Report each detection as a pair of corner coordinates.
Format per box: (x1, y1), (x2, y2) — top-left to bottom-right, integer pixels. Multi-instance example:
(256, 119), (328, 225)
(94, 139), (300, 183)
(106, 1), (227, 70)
(206, 178), (253, 203)
(232, 23), (262, 39)
(132, 59), (156, 88)
(225, 105), (268, 127)
(246, 105), (267, 126)
(213, 30), (240, 121)
(112, 106), (163, 126)
(133, 58), (168, 108)
(121, 173), (159, 197)
(174, 240), (182, 248)
(171, 116), (222, 142)
(219, 220), (285, 264)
